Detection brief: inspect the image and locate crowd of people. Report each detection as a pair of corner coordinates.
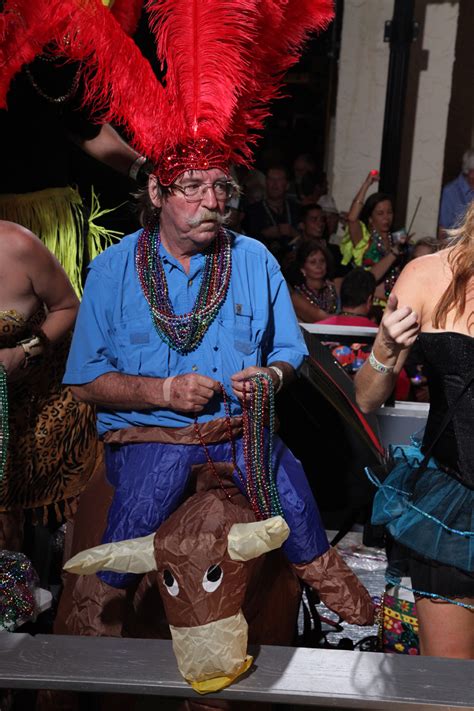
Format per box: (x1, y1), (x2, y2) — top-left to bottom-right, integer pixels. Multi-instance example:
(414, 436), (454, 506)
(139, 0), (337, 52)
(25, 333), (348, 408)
(0, 6), (472, 698)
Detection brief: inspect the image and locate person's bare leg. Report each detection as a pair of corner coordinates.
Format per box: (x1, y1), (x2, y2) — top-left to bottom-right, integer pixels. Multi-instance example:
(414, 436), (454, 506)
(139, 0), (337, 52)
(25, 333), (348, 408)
(416, 597), (474, 659)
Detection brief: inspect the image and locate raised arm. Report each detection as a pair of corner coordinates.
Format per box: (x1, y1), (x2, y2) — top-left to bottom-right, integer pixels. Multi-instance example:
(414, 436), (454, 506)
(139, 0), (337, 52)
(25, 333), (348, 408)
(71, 123), (149, 180)
(347, 172), (379, 246)
(354, 260), (425, 413)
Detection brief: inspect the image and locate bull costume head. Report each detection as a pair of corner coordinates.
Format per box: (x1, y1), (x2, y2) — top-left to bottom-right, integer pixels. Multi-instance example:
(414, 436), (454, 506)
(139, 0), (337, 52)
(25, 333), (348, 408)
(64, 490), (290, 693)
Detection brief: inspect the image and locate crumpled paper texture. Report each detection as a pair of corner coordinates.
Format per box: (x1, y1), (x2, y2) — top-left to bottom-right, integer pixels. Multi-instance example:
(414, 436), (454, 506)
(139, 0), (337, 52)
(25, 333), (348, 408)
(154, 490), (256, 628)
(227, 516), (290, 561)
(64, 533), (156, 575)
(170, 610), (250, 683)
(294, 546), (375, 625)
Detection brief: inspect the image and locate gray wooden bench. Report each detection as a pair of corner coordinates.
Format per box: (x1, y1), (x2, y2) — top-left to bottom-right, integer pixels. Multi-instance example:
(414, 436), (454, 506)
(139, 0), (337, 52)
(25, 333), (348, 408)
(0, 634), (473, 709)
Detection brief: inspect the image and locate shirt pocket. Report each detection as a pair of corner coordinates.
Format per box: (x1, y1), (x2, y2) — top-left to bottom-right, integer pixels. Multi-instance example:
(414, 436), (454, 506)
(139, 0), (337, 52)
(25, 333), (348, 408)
(219, 302), (265, 355)
(112, 317), (165, 375)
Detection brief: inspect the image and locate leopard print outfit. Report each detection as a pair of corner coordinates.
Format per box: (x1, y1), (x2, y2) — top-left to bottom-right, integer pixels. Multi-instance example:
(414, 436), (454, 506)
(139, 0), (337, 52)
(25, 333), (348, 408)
(0, 309), (100, 548)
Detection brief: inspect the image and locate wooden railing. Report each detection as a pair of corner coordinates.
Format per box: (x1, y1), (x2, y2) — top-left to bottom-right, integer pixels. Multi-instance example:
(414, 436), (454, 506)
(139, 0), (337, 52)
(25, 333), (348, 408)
(0, 634), (472, 709)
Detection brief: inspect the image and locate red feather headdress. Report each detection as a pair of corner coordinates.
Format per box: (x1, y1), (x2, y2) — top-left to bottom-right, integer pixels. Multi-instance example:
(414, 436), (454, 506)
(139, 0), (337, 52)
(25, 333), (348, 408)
(0, 0), (334, 184)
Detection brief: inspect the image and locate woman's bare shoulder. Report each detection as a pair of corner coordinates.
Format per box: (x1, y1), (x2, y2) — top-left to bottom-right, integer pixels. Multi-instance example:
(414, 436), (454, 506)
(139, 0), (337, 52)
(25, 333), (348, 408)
(0, 221), (41, 250)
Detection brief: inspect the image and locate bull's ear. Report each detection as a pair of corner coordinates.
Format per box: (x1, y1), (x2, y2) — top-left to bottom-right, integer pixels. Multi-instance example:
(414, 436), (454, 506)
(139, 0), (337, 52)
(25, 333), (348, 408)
(227, 515), (290, 562)
(64, 533), (157, 575)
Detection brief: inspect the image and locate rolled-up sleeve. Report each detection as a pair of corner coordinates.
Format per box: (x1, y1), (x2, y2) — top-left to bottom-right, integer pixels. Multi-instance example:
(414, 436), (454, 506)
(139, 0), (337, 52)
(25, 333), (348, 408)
(263, 259), (308, 369)
(63, 266), (119, 385)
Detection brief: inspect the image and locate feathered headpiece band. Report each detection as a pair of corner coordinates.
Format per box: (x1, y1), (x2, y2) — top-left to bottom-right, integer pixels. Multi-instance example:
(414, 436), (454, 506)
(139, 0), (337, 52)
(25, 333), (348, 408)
(0, 0), (334, 184)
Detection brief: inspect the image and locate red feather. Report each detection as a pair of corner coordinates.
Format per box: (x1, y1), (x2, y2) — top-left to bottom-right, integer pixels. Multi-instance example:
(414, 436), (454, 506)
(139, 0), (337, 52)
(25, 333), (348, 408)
(0, 0), (335, 168)
(147, 0), (259, 152)
(111, 0), (144, 36)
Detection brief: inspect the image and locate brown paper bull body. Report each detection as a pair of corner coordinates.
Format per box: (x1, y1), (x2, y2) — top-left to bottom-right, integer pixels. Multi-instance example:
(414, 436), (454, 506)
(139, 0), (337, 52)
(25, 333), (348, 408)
(63, 467), (373, 695)
(64, 480), (301, 693)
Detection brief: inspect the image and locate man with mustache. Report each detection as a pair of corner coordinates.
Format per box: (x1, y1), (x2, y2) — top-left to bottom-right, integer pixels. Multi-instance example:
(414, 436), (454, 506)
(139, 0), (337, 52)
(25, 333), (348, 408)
(62, 150), (373, 624)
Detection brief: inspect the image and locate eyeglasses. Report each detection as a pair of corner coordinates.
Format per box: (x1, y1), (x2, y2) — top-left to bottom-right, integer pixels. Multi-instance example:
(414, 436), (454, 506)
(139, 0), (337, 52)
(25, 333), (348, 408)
(171, 180), (235, 203)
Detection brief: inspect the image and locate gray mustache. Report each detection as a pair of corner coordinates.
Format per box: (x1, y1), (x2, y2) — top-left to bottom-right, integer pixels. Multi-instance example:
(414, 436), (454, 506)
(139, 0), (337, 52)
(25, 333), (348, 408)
(187, 209), (229, 228)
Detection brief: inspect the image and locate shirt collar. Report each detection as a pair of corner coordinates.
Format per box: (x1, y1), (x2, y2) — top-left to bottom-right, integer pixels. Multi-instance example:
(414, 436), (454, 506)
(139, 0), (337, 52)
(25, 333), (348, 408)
(158, 242), (205, 279)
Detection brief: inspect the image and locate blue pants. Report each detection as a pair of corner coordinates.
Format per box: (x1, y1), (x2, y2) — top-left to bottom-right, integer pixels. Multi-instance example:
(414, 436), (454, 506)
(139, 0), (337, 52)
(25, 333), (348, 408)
(100, 435), (329, 587)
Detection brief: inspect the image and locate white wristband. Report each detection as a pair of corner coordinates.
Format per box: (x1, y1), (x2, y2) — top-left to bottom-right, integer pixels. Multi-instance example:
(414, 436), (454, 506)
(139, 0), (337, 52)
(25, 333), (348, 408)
(368, 350), (395, 375)
(162, 376), (174, 403)
(268, 365), (284, 393)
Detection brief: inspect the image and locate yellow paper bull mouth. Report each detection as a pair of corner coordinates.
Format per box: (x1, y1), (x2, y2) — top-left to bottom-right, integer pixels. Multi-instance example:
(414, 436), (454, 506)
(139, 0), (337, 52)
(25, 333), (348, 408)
(189, 655), (253, 694)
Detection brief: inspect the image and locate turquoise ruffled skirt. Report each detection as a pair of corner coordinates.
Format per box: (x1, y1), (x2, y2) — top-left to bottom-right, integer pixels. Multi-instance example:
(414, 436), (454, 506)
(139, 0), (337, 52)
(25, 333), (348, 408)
(366, 440), (473, 576)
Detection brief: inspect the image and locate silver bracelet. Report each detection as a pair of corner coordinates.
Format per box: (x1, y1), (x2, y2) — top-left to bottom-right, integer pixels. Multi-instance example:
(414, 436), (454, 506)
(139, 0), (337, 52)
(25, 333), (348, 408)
(368, 350), (395, 375)
(128, 155), (147, 181)
(268, 365), (284, 393)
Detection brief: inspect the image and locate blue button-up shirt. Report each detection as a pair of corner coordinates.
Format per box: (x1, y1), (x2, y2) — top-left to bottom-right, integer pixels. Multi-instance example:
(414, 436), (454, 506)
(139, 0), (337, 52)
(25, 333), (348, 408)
(64, 230), (307, 434)
(439, 173), (474, 229)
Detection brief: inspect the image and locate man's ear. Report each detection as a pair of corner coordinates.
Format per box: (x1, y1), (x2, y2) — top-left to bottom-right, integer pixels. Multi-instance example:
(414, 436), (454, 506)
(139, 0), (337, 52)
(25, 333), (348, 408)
(149, 174), (163, 209)
(367, 294), (374, 310)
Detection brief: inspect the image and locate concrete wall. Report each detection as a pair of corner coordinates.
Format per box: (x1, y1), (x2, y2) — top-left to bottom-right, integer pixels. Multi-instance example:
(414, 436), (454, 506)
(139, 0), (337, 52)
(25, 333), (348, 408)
(404, 1), (459, 238)
(331, 0), (392, 214)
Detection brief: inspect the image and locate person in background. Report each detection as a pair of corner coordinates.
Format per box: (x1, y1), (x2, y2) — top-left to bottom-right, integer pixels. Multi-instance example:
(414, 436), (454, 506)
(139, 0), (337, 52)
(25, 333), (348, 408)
(438, 148), (474, 236)
(242, 165), (300, 261)
(410, 237), (438, 260)
(288, 152), (317, 202)
(341, 171), (407, 305)
(319, 268), (376, 328)
(289, 240), (337, 322)
(355, 202), (474, 658)
(318, 194), (340, 243)
(319, 269), (410, 398)
(299, 170), (328, 206)
(0, 221), (99, 560)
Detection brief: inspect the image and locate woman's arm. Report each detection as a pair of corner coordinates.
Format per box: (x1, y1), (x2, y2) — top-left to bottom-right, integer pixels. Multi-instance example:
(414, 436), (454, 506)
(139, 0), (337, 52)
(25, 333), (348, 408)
(355, 262), (425, 412)
(290, 290), (329, 322)
(347, 172), (379, 246)
(369, 249), (401, 282)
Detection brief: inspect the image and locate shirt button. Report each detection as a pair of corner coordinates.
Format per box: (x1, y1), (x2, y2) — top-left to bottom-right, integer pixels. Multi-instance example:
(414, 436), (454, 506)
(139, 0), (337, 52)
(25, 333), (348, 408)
(188, 279), (193, 287)
(192, 365), (198, 372)
(212, 367), (217, 373)
(213, 346), (218, 351)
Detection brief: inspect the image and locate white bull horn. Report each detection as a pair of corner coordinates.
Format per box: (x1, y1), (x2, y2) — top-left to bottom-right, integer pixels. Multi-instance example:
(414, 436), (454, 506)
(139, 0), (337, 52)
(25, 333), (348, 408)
(227, 515), (290, 562)
(63, 533), (157, 575)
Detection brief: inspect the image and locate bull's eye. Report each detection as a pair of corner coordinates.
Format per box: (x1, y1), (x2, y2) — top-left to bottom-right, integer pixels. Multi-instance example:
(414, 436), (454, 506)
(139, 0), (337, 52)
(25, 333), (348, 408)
(202, 564), (223, 593)
(163, 569), (179, 596)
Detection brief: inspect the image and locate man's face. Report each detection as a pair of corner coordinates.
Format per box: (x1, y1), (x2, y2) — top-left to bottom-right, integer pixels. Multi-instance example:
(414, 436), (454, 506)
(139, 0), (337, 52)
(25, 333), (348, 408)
(301, 208), (325, 240)
(149, 168), (229, 252)
(265, 169), (288, 201)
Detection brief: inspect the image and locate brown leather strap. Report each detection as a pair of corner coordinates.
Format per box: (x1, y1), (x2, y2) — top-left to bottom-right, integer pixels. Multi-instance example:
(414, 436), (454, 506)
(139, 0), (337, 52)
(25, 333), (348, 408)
(103, 416), (243, 446)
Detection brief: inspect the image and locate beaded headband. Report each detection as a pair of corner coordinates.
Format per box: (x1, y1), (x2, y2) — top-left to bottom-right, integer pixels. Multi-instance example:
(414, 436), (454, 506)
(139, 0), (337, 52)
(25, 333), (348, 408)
(157, 138), (231, 186)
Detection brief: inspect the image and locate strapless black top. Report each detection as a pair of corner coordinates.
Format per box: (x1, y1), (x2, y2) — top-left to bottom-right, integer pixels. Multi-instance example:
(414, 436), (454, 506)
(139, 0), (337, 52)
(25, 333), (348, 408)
(418, 332), (474, 488)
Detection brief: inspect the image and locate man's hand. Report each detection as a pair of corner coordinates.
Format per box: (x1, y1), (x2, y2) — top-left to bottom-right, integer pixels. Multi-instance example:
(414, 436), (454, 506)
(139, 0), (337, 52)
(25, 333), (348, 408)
(0, 346), (26, 381)
(231, 366), (279, 401)
(168, 373), (220, 413)
(377, 293), (420, 358)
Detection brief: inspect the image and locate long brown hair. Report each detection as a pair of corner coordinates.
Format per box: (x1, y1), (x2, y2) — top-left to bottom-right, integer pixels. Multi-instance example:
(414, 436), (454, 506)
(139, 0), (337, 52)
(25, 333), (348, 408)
(433, 201), (474, 330)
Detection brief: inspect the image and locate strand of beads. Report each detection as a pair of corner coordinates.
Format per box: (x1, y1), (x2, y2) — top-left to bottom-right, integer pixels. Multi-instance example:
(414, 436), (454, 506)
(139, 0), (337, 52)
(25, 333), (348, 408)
(0, 551), (38, 631)
(136, 224), (232, 354)
(241, 372), (283, 519)
(0, 365), (8, 483)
